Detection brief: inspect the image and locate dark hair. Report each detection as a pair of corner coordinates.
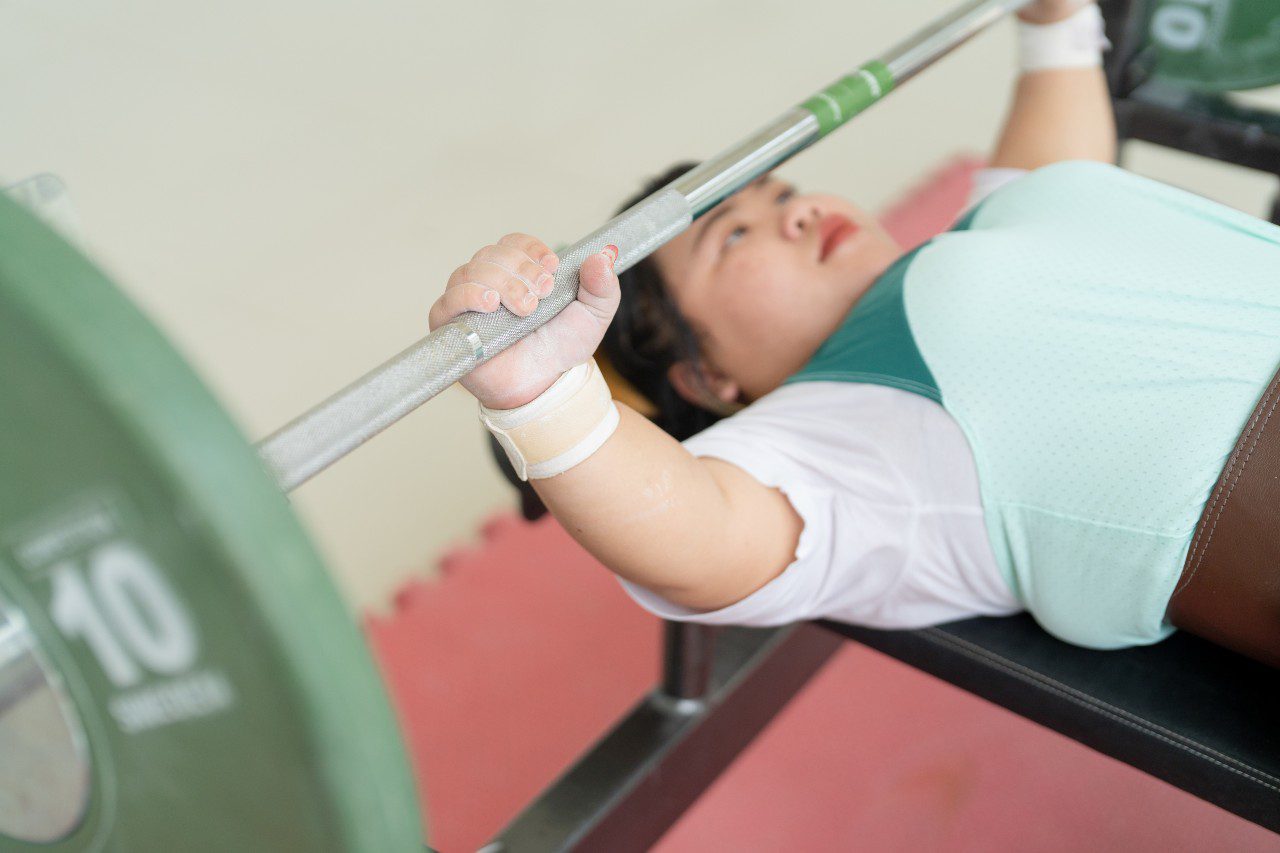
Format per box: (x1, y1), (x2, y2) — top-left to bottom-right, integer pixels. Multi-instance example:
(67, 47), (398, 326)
(601, 161), (725, 441)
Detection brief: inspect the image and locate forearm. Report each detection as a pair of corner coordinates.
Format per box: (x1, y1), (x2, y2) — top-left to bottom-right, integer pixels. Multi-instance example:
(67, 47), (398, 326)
(990, 65), (1116, 169)
(989, 2), (1116, 170)
(531, 404), (801, 610)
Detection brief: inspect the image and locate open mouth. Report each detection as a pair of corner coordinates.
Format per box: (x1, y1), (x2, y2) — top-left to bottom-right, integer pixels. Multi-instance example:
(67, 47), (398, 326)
(818, 214), (860, 262)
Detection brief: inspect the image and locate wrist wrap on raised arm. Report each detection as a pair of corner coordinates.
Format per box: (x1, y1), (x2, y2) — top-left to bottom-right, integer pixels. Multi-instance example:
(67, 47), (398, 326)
(480, 358), (620, 481)
(1018, 3), (1110, 72)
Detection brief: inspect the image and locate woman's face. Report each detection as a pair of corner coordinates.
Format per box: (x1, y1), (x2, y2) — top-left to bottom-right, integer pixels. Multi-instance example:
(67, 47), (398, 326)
(652, 175), (903, 405)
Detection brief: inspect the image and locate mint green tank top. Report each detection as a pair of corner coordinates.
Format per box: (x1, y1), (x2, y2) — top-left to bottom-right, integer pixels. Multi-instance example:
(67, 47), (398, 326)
(788, 162), (1280, 649)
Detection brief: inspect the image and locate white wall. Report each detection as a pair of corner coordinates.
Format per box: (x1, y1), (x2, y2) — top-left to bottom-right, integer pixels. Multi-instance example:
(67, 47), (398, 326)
(3, 0), (1277, 611)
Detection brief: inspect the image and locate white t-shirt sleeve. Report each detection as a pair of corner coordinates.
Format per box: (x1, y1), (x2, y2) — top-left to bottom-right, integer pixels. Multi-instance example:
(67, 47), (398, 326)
(616, 383), (1020, 629)
(965, 167), (1028, 212)
(618, 429), (891, 628)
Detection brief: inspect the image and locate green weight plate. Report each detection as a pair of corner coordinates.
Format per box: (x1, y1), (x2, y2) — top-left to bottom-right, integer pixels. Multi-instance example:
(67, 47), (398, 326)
(0, 192), (423, 851)
(1145, 0), (1280, 92)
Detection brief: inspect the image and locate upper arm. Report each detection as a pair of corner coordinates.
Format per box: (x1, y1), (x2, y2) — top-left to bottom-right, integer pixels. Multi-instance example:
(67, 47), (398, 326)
(532, 404), (804, 613)
(989, 67), (1117, 171)
(663, 456), (804, 612)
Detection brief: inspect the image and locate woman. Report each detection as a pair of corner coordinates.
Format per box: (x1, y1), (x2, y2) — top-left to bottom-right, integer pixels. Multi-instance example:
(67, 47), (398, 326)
(428, 0), (1280, 661)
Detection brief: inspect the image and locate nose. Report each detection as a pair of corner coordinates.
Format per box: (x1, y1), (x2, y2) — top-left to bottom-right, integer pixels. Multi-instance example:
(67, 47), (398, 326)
(781, 195), (822, 241)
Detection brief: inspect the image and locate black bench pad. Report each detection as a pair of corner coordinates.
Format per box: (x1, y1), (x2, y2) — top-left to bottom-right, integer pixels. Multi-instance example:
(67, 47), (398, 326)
(820, 614), (1280, 833)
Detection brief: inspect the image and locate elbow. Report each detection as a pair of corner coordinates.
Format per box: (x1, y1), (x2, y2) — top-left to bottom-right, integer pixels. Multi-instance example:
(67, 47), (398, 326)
(651, 556), (788, 613)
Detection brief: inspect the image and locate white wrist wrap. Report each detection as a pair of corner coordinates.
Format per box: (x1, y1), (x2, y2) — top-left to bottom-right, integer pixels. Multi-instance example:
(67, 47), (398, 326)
(480, 359), (620, 481)
(1017, 3), (1110, 72)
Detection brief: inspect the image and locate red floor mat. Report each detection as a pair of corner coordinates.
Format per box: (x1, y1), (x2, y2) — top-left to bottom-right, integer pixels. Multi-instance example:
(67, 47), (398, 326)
(368, 513), (1277, 852)
(367, 160), (1280, 852)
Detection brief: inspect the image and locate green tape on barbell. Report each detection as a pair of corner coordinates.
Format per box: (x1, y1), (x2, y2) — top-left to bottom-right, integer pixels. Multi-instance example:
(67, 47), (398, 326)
(800, 61), (896, 137)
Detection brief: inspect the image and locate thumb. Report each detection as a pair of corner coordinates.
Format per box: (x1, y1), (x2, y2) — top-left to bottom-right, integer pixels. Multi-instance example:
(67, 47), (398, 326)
(576, 245), (621, 316)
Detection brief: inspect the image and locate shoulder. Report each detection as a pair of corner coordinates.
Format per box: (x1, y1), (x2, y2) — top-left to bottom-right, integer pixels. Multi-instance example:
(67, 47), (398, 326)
(963, 161), (1129, 214)
(684, 381), (886, 453)
(683, 382), (958, 504)
(965, 166), (1029, 211)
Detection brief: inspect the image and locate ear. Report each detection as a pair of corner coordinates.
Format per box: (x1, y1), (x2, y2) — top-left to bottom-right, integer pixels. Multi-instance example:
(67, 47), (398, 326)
(667, 360), (742, 414)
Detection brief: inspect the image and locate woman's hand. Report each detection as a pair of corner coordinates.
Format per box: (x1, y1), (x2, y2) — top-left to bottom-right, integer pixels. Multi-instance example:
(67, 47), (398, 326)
(1018, 0), (1092, 25)
(428, 233), (621, 410)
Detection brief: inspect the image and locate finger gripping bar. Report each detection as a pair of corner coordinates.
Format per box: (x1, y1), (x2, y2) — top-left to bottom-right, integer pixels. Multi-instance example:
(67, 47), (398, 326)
(469, 189), (692, 356)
